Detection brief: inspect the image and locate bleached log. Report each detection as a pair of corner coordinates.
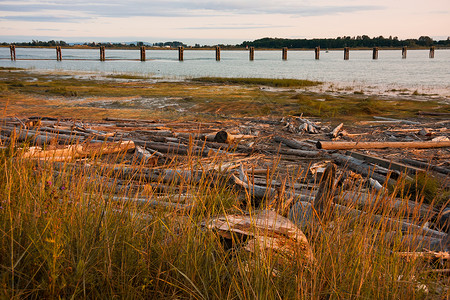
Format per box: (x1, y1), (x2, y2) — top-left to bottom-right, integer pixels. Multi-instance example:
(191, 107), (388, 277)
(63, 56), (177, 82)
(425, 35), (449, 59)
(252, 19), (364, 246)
(109, 195), (193, 211)
(273, 136), (315, 149)
(346, 151), (424, 176)
(385, 232), (445, 251)
(400, 158), (450, 175)
(331, 153), (392, 185)
(132, 145), (159, 165)
(277, 148), (323, 158)
(203, 210), (314, 262)
(317, 140), (450, 150)
(289, 200), (446, 239)
(331, 123), (344, 138)
(132, 140), (211, 157)
(21, 141), (135, 161)
(337, 190), (438, 218)
(372, 116), (420, 125)
(395, 250), (450, 260)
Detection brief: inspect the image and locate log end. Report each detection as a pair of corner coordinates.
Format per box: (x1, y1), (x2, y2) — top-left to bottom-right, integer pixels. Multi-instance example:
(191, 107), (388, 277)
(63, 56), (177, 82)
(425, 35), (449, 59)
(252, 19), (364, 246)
(214, 131), (232, 144)
(316, 141), (323, 149)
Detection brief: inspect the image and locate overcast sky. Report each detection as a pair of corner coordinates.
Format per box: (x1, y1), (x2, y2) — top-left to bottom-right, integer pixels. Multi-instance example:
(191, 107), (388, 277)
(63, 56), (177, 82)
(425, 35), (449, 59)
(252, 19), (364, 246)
(0, 0), (449, 44)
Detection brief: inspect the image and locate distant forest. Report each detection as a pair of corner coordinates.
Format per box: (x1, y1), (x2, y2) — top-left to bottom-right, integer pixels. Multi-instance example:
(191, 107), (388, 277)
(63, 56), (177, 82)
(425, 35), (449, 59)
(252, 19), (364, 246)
(241, 36), (450, 48)
(2, 36), (450, 49)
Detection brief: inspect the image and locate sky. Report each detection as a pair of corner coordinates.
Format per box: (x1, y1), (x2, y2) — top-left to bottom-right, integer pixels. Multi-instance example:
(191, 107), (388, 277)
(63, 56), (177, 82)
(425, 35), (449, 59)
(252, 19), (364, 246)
(0, 0), (449, 45)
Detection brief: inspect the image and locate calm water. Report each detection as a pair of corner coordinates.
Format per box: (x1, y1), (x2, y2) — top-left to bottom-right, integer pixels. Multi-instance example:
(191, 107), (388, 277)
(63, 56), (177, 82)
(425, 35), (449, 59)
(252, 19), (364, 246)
(1, 47), (449, 92)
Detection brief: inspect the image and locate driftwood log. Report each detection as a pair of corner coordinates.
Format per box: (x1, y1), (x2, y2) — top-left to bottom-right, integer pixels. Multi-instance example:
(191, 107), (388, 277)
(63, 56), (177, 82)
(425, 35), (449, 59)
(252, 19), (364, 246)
(346, 151), (424, 176)
(400, 158), (450, 175)
(331, 153), (393, 185)
(317, 140), (450, 150)
(202, 210), (314, 263)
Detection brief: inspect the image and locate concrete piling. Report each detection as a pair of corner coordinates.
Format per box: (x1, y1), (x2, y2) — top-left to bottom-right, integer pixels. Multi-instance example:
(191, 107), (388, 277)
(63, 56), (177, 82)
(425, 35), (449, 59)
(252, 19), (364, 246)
(315, 47), (320, 60)
(215, 46), (221, 61)
(249, 47), (255, 61)
(402, 46), (407, 59)
(282, 47), (288, 60)
(140, 46), (146, 61)
(10, 45), (16, 61)
(372, 47), (378, 60)
(429, 46), (435, 58)
(178, 46), (184, 61)
(344, 47), (350, 60)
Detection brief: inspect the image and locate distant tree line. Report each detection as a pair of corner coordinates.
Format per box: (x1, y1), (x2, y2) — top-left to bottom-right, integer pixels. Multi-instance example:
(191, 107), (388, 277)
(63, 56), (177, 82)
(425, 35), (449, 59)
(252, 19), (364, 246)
(0, 40), (69, 47)
(2, 36), (450, 49)
(241, 36), (450, 48)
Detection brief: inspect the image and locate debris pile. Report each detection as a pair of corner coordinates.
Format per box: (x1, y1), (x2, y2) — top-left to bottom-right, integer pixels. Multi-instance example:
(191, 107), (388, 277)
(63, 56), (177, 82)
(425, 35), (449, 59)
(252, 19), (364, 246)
(1, 114), (449, 267)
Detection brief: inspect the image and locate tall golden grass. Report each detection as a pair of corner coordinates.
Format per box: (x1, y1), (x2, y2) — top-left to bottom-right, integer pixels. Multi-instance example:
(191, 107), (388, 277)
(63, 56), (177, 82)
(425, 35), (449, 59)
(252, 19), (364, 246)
(0, 134), (448, 299)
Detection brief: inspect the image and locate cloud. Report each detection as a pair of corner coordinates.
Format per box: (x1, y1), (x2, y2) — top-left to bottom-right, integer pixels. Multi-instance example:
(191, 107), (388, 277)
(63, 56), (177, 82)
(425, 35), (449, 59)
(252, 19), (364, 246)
(181, 25), (294, 30)
(0, 0), (384, 20)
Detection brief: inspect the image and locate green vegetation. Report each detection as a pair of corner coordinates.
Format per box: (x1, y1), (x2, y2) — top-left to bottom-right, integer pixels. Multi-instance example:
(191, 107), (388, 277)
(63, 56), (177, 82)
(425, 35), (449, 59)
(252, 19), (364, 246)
(106, 74), (153, 80)
(191, 77), (321, 87)
(242, 36), (450, 49)
(0, 67), (25, 71)
(1, 69), (449, 122)
(3, 35), (450, 49)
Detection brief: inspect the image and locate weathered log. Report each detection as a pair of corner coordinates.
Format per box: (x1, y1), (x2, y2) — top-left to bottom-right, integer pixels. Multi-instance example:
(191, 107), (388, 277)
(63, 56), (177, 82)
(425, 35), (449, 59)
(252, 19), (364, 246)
(232, 167), (314, 205)
(132, 140), (211, 157)
(273, 136), (315, 149)
(110, 195), (193, 211)
(289, 200), (446, 239)
(331, 153), (392, 185)
(400, 158), (450, 175)
(346, 151), (424, 176)
(22, 141), (135, 161)
(132, 145), (159, 165)
(317, 140), (450, 150)
(202, 210), (314, 262)
(372, 116), (420, 125)
(331, 123), (344, 138)
(313, 164), (337, 220)
(384, 232), (445, 251)
(33, 126), (92, 138)
(337, 190), (438, 218)
(135, 129), (173, 136)
(213, 130), (256, 144)
(276, 148), (323, 158)
(2, 126), (85, 145)
(395, 250), (450, 260)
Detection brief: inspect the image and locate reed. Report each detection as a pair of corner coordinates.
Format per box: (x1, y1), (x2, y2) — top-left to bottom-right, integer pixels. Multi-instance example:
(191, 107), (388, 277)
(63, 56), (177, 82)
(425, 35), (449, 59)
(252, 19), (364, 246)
(0, 133), (448, 299)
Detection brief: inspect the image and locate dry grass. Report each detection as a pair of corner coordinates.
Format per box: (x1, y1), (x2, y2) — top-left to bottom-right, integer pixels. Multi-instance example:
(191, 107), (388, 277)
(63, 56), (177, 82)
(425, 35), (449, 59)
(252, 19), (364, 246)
(0, 69), (449, 297)
(0, 138), (448, 298)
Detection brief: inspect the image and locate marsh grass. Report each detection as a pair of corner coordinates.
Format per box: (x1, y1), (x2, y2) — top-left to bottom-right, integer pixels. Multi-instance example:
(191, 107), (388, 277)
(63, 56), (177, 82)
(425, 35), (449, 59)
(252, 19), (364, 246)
(191, 77), (321, 87)
(1, 69), (449, 122)
(0, 133), (448, 299)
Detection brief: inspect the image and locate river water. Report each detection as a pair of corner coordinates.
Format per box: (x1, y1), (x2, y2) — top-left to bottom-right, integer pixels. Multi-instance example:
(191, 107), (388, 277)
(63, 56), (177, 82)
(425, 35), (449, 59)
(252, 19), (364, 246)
(1, 47), (449, 97)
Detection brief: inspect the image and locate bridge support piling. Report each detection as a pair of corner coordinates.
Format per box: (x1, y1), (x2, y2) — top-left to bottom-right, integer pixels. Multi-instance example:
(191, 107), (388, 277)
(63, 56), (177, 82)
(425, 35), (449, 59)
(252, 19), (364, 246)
(10, 45), (16, 61)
